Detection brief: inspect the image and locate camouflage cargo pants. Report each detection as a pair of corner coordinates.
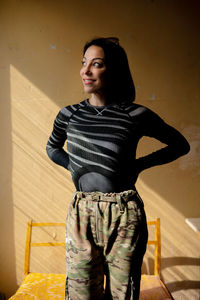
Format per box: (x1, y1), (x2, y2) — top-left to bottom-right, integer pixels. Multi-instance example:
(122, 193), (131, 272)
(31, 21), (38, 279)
(65, 190), (148, 300)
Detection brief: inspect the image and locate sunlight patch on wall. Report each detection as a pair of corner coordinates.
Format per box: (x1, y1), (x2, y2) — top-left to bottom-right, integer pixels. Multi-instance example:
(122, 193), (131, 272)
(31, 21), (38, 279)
(10, 64), (74, 284)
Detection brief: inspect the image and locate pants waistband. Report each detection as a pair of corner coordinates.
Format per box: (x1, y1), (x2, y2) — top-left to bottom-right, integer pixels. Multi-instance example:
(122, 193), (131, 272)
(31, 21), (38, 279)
(72, 190), (144, 214)
(74, 190), (135, 202)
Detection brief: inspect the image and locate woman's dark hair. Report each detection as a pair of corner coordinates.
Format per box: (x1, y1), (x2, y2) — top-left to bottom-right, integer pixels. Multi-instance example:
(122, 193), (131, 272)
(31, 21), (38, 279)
(83, 37), (135, 104)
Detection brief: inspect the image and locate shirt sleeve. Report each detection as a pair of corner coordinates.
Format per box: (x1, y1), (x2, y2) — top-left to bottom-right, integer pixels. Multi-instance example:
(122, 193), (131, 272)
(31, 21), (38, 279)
(46, 107), (70, 170)
(134, 106), (190, 172)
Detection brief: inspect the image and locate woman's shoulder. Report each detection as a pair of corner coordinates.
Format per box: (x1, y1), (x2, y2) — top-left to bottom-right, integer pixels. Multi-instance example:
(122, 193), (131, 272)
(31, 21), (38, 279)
(57, 100), (86, 119)
(121, 102), (164, 127)
(122, 102), (152, 117)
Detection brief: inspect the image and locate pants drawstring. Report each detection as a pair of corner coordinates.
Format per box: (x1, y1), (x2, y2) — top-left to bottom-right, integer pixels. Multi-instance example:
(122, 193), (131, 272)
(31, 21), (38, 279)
(72, 192), (83, 208)
(116, 194), (125, 214)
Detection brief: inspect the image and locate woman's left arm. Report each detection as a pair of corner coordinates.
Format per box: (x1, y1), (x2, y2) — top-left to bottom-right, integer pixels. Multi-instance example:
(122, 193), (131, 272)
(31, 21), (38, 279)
(136, 108), (190, 173)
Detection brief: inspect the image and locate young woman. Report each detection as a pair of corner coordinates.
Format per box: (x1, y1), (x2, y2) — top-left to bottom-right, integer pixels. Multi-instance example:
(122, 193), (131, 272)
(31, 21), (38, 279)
(46, 37), (190, 300)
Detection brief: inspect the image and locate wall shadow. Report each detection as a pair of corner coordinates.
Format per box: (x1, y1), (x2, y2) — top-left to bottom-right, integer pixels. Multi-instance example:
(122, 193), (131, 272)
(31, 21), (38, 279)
(161, 257), (200, 293)
(162, 256), (200, 269)
(167, 280), (200, 293)
(142, 255), (200, 294)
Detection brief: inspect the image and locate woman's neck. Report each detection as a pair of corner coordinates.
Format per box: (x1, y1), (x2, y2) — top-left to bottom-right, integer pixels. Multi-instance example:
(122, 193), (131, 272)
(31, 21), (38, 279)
(89, 93), (107, 107)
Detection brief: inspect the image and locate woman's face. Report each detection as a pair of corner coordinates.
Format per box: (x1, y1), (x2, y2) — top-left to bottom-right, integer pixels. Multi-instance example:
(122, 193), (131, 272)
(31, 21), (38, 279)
(80, 45), (107, 95)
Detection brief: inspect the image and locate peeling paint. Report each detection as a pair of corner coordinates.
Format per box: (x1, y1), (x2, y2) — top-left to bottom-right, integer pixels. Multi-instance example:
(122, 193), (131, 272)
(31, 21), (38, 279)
(179, 125), (200, 174)
(149, 93), (156, 101)
(50, 44), (56, 50)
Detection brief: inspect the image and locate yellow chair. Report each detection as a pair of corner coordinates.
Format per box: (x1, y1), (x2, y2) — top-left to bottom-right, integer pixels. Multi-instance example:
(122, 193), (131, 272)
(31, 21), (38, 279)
(9, 221), (66, 300)
(140, 218), (173, 300)
(9, 219), (173, 300)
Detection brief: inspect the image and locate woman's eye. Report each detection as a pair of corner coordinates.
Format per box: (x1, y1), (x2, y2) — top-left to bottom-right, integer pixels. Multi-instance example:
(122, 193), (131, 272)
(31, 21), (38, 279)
(94, 62), (103, 67)
(81, 61), (86, 66)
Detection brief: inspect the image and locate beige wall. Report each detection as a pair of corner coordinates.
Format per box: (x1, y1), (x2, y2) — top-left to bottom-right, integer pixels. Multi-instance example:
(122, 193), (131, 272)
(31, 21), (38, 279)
(0, 0), (199, 298)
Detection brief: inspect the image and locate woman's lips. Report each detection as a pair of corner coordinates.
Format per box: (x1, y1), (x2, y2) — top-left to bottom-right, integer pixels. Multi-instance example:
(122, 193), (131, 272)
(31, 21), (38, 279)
(83, 79), (95, 85)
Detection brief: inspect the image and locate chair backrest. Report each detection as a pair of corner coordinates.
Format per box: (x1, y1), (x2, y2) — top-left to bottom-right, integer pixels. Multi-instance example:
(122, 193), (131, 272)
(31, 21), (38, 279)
(24, 218), (161, 277)
(24, 221), (65, 276)
(147, 218), (161, 276)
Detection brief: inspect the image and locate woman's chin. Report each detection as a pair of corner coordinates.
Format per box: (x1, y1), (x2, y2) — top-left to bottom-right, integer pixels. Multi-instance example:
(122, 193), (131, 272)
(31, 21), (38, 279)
(83, 87), (94, 94)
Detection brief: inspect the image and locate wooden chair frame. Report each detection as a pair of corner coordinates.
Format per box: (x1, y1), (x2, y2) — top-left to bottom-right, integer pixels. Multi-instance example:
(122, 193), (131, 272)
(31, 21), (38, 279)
(24, 221), (65, 276)
(147, 218), (161, 276)
(24, 218), (161, 277)
(10, 218), (173, 300)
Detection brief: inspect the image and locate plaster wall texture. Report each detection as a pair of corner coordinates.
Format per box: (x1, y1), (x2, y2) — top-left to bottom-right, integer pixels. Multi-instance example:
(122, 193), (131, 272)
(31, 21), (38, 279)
(0, 0), (199, 298)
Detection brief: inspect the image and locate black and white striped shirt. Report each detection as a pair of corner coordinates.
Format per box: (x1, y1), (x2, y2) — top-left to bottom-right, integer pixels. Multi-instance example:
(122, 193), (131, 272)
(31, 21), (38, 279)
(46, 99), (190, 192)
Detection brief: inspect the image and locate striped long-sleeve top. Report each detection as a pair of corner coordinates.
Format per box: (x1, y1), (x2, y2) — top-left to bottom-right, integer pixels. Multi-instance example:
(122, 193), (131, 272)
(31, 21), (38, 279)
(46, 99), (190, 192)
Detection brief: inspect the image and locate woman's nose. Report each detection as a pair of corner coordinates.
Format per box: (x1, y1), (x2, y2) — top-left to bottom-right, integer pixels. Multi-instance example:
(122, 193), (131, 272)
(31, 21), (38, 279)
(84, 64), (92, 75)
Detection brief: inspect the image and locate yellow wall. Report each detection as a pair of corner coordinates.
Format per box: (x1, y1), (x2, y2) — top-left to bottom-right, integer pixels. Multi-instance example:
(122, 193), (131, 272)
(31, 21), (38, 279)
(0, 0), (200, 298)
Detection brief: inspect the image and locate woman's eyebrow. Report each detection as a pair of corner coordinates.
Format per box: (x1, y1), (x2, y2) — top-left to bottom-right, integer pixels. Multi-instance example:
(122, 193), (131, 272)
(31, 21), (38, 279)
(83, 57), (105, 62)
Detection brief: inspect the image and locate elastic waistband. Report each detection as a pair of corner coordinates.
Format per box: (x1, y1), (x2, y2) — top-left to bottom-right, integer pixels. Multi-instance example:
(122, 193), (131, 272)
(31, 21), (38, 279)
(73, 190), (142, 203)
(72, 190), (144, 214)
